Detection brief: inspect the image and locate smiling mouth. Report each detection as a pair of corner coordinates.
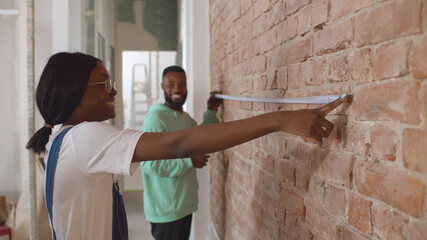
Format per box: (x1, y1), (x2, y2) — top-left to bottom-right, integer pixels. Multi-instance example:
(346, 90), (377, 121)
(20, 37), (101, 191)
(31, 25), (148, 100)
(171, 94), (183, 101)
(106, 101), (115, 107)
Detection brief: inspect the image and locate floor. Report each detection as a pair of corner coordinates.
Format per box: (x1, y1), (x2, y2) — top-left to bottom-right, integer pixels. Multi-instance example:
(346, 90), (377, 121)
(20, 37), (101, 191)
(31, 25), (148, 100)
(123, 191), (154, 240)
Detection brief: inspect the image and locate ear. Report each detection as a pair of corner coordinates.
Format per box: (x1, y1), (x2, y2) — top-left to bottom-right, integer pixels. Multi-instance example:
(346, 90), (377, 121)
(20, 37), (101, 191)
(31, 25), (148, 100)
(161, 81), (166, 91)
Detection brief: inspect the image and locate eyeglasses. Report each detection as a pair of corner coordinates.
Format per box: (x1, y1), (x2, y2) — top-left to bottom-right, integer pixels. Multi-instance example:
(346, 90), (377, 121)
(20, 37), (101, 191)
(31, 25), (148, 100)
(87, 78), (116, 94)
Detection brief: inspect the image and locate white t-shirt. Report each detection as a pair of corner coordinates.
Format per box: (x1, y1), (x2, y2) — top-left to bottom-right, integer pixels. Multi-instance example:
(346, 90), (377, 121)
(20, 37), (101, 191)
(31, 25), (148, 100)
(44, 121), (143, 240)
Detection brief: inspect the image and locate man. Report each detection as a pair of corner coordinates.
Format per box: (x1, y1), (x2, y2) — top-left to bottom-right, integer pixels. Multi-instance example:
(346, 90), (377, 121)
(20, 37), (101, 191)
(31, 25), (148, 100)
(141, 66), (222, 240)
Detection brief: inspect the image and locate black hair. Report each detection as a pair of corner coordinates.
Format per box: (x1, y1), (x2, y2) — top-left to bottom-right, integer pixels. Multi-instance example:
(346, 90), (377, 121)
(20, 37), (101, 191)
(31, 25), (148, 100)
(162, 65), (186, 79)
(26, 52), (101, 154)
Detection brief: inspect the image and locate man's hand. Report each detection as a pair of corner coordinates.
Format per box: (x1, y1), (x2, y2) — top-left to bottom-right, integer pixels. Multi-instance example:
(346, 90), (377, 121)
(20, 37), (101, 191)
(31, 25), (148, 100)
(207, 91), (223, 111)
(191, 155), (209, 168)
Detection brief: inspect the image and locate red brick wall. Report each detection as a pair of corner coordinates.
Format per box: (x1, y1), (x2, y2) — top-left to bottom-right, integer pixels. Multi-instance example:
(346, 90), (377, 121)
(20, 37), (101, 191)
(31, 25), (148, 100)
(209, 0), (427, 239)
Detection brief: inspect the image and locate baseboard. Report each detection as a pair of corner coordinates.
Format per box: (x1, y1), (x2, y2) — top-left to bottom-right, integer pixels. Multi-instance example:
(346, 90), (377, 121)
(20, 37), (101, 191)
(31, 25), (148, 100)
(210, 219), (221, 240)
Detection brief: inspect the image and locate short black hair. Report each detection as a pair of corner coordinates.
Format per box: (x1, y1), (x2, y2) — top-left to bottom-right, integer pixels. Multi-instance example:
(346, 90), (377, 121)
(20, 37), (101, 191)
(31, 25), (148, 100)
(162, 65), (186, 79)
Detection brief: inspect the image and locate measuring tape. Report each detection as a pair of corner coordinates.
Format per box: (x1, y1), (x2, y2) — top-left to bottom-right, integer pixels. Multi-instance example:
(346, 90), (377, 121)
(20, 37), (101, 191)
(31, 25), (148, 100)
(213, 94), (346, 105)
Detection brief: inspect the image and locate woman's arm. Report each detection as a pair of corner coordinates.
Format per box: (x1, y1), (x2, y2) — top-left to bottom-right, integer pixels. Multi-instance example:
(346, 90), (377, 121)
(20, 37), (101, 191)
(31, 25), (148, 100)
(132, 95), (348, 162)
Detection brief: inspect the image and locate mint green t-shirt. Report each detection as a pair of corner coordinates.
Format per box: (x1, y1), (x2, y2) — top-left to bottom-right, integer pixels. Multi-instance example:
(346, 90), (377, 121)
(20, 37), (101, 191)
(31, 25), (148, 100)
(141, 103), (219, 223)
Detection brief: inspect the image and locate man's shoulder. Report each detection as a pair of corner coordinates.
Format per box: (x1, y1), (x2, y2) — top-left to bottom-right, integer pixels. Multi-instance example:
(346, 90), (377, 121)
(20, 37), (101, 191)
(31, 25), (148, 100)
(146, 112), (173, 123)
(147, 104), (171, 115)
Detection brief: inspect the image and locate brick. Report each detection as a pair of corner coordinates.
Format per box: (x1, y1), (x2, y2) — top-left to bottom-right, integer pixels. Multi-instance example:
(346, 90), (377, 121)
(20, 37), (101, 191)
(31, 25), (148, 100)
(354, 161), (425, 217)
(423, 83), (427, 129)
(373, 40), (410, 80)
(264, 217), (280, 240)
(275, 159), (295, 185)
(284, 212), (297, 234)
(351, 48), (374, 84)
(323, 184), (347, 215)
(226, 37), (237, 54)
(279, 189), (305, 220)
(306, 203), (343, 240)
(308, 176), (325, 203)
(230, 3), (241, 23)
(239, 0), (252, 15)
(253, 0), (270, 18)
(407, 220), (427, 240)
(287, 64), (300, 89)
(240, 4), (254, 29)
(286, 139), (320, 169)
(295, 168), (311, 191)
(343, 227), (370, 240)
(403, 128), (427, 173)
(330, 0), (352, 21)
(281, 15), (298, 42)
(311, 0), (328, 27)
(286, 35), (313, 64)
(242, 41), (255, 61)
(276, 44), (286, 67)
(370, 124), (398, 161)
(314, 18), (353, 55)
(251, 56), (266, 74)
(283, 216), (314, 240)
(252, 15), (266, 38)
(354, 0), (421, 46)
(263, 170), (280, 197)
(300, 58), (326, 86)
(266, 1), (285, 28)
(277, 68), (287, 90)
(263, 28), (279, 53)
(260, 191), (277, 218)
(256, 29), (277, 54)
(267, 132), (288, 158)
(411, 37), (427, 79)
(283, 89), (312, 111)
(298, 6), (312, 35)
(352, 80), (420, 124)
(344, 122), (369, 154)
(372, 203), (406, 240)
(238, 28), (252, 48)
(266, 28), (279, 52)
(267, 69), (278, 90)
(352, 0), (375, 12)
(316, 152), (354, 188)
(328, 52), (352, 83)
(348, 193), (373, 234)
(285, 0), (311, 16)
(322, 115), (347, 150)
(253, 35), (264, 55)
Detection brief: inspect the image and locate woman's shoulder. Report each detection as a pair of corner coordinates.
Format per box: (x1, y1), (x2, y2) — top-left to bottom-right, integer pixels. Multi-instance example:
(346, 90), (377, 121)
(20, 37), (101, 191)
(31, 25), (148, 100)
(74, 121), (117, 131)
(68, 121), (122, 139)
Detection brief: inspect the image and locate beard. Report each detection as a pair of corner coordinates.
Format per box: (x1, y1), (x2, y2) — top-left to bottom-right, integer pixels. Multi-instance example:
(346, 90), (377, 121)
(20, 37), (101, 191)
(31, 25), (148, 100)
(164, 92), (187, 109)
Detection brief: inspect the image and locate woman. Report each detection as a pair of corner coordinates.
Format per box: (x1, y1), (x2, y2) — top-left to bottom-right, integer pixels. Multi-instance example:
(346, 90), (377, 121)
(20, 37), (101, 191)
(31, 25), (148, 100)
(26, 52), (347, 239)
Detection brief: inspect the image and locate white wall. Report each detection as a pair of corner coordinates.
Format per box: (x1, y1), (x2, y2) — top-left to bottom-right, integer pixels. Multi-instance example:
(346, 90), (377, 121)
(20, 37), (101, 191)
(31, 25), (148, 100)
(97, 0), (115, 70)
(179, 1), (212, 239)
(0, 0), (22, 203)
(0, 0), (116, 202)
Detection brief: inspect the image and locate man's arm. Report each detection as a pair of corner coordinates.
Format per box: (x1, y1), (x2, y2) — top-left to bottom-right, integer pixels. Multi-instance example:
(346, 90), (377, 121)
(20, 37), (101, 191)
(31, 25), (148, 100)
(201, 92), (223, 125)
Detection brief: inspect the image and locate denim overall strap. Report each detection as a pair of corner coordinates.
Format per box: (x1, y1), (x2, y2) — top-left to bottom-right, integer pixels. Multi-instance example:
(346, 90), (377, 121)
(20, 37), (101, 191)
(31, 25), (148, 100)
(112, 175), (129, 240)
(45, 127), (72, 240)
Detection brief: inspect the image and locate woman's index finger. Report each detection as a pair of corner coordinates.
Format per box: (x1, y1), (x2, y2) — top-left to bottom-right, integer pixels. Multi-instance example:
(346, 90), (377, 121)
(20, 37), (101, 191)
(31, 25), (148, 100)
(318, 94), (348, 116)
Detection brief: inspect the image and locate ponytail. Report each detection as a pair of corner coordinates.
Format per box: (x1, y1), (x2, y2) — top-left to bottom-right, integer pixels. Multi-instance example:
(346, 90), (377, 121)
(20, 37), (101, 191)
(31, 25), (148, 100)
(26, 126), (53, 154)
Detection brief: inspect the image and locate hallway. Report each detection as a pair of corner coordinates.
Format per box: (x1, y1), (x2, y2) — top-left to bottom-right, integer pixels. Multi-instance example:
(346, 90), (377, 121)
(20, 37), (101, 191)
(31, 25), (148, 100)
(123, 191), (154, 240)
